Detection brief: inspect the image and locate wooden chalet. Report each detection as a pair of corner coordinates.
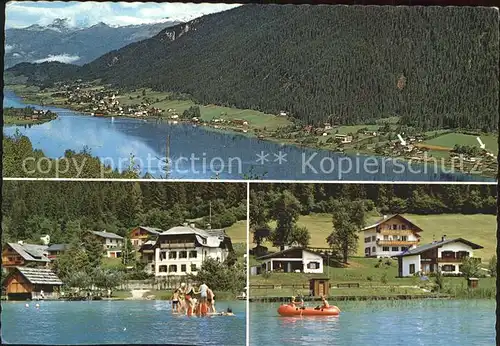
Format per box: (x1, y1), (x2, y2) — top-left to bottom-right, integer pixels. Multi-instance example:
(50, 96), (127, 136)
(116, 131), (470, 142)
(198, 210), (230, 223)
(3, 267), (63, 300)
(2, 242), (50, 273)
(129, 226), (163, 248)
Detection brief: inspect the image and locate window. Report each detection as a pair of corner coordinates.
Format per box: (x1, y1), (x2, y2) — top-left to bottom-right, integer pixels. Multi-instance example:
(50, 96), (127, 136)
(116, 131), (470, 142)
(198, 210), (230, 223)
(133, 240), (139, 246)
(168, 265), (177, 272)
(401, 236), (407, 241)
(392, 224), (397, 230)
(442, 265), (455, 272)
(383, 235), (389, 240)
(365, 237), (371, 243)
(365, 247), (370, 255)
(372, 247), (376, 253)
(179, 251), (187, 259)
(401, 247), (408, 252)
(159, 265), (167, 273)
(409, 264), (415, 274)
(307, 262), (320, 269)
(191, 264), (197, 272)
(371, 236), (376, 241)
(401, 224), (407, 230)
(189, 251), (197, 259)
(382, 247), (390, 252)
(160, 251), (167, 260)
(391, 247), (399, 251)
(181, 264), (187, 272)
(169, 251), (177, 260)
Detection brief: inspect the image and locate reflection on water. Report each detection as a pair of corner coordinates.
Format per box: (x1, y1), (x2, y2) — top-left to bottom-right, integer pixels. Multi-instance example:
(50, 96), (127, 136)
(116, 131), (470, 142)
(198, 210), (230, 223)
(250, 300), (495, 346)
(3, 90), (493, 181)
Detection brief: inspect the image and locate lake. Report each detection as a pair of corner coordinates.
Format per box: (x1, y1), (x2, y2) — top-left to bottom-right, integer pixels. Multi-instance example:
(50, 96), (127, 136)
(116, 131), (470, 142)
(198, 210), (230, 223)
(249, 300), (495, 346)
(3, 90), (493, 181)
(1, 300), (246, 345)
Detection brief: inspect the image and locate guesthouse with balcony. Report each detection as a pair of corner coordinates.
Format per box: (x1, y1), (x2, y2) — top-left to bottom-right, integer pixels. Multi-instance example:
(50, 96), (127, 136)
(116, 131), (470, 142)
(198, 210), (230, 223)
(362, 214), (422, 258)
(2, 242), (50, 273)
(153, 223), (233, 277)
(396, 236), (483, 277)
(129, 226), (163, 249)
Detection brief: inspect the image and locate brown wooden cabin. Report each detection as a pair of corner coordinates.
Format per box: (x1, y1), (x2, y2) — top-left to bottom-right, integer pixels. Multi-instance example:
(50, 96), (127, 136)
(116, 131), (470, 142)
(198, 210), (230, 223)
(4, 267), (63, 301)
(129, 226), (163, 248)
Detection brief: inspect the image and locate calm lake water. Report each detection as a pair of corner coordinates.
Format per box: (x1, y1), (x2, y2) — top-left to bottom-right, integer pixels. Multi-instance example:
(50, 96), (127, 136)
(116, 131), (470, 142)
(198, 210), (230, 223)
(1, 300), (245, 345)
(250, 300), (495, 346)
(3, 90), (492, 181)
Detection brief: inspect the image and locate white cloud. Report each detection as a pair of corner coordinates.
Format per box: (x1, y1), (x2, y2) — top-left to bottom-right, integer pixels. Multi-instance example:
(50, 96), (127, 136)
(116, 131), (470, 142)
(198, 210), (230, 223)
(34, 54), (81, 64)
(6, 2), (242, 29)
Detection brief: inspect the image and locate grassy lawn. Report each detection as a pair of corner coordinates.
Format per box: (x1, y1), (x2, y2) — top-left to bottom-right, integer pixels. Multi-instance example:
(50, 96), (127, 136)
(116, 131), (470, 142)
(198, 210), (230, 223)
(263, 213), (496, 262)
(225, 220), (248, 244)
(117, 89), (291, 131)
(250, 256), (496, 298)
(424, 133), (498, 154)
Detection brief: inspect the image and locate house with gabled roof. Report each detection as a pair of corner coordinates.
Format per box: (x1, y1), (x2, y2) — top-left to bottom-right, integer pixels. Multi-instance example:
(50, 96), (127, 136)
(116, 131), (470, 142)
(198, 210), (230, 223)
(361, 214), (423, 258)
(2, 242), (50, 273)
(47, 244), (70, 260)
(3, 267), (63, 300)
(396, 236), (483, 277)
(129, 226), (163, 249)
(152, 223), (233, 277)
(256, 247), (324, 274)
(90, 231), (125, 258)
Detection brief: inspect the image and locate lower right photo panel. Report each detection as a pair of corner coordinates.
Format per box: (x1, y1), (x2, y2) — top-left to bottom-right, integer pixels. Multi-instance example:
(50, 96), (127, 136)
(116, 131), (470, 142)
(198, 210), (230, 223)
(248, 183), (496, 345)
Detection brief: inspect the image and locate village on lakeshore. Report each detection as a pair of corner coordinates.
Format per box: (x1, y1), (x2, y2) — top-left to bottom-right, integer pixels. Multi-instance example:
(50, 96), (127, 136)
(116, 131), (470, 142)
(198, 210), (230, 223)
(1, 223), (245, 301)
(5, 76), (497, 178)
(248, 184), (497, 302)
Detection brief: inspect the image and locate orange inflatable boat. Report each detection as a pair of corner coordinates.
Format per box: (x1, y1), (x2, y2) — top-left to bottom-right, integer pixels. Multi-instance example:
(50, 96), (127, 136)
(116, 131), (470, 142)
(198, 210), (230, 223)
(277, 304), (340, 317)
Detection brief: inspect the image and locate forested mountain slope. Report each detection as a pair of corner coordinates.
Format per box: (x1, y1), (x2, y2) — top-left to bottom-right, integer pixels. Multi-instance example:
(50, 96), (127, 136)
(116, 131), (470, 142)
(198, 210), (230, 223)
(7, 5), (499, 131)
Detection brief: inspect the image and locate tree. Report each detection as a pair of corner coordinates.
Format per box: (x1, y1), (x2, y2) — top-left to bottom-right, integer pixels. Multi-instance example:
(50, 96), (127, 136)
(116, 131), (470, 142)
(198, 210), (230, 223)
(93, 268), (124, 292)
(269, 191), (301, 250)
(288, 225), (310, 247)
(121, 237), (135, 266)
(66, 271), (92, 292)
(327, 200), (366, 263)
(460, 257), (481, 280)
(53, 239), (90, 281)
(252, 225), (271, 247)
(189, 257), (245, 293)
(488, 255), (496, 277)
(81, 231), (104, 269)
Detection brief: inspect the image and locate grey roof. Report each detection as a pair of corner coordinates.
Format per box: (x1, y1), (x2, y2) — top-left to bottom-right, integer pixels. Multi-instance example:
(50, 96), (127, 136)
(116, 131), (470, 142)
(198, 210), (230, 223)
(16, 267), (63, 285)
(91, 231), (124, 240)
(7, 243), (50, 262)
(137, 226), (163, 235)
(397, 238), (483, 257)
(256, 247), (321, 260)
(361, 214), (423, 232)
(47, 244), (70, 252)
(160, 225), (229, 248)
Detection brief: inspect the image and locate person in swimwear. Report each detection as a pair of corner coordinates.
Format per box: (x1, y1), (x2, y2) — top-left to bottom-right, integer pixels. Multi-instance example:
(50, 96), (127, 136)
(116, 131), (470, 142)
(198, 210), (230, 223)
(171, 289), (180, 313)
(178, 283), (187, 313)
(207, 287), (216, 313)
(193, 282), (209, 316)
(221, 308), (235, 316)
(315, 295), (330, 309)
(185, 285), (195, 316)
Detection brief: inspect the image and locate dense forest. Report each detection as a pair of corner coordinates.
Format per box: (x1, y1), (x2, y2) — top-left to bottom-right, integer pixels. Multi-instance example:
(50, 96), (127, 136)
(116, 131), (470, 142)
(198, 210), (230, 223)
(2, 181), (247, 246)
(7, 5), (499, 131)
(250, 183), (497, 260)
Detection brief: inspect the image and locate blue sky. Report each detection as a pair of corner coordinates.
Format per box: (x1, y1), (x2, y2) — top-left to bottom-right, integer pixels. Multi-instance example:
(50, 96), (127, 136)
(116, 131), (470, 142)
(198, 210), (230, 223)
(6, 1), (241, 28)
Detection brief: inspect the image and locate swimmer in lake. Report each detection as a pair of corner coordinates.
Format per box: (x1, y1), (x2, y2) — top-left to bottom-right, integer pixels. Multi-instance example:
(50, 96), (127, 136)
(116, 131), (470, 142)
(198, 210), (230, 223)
(221, 308), (235, 316)
(171, 289), (180, 313)
(207, 287), (216, 313)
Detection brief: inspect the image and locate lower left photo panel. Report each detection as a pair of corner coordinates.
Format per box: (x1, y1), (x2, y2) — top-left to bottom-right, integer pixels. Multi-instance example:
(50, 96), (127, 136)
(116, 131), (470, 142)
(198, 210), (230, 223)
(1, 181), (248, 345)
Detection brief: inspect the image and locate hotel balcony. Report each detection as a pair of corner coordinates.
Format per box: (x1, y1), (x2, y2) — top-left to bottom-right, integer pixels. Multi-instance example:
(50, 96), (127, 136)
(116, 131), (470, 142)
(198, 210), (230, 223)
(379, 229), (415, 236)
(376, 240), (419, 246)
(437, 257), (481, 263)
(159, 241), (195, 249)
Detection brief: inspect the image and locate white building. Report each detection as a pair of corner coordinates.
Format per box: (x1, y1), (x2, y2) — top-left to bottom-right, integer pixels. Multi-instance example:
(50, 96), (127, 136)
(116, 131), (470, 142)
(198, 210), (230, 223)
(362, 214), (422, 258)
(91, 231), (124, 258)
(150, 224), (233, 277)
(256, 247), (324, 274)
(396, 237), (483, 277)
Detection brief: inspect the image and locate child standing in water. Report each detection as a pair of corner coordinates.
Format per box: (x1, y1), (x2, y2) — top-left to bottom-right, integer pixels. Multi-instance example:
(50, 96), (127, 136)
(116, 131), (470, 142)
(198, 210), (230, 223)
(207, 287), (215, 313)
(171, 289), (180, 313)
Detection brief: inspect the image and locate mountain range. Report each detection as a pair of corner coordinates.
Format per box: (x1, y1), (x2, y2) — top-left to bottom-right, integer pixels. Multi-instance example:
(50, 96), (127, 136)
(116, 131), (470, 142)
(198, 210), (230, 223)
(6, 5), (499, 131)
(5, 18), (180, 68)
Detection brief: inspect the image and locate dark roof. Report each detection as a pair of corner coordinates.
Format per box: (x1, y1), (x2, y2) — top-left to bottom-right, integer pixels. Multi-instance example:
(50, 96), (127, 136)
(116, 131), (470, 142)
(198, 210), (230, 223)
(47, 244), (70, 252)
(16, 267), (63, 285)
(135, 226), (163, 235)
(256, 247), (322, 260)
(7, 243), (50, 262)
(91, 231), (123, 240)
(397, 238), (483, 257)
(361, 214), (423, 232)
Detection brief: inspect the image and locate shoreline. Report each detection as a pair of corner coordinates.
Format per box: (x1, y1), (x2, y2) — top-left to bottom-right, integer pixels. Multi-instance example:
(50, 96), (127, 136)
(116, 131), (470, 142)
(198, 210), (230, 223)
(248, 294), (497, 302)
(4, 87), (496, 181)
